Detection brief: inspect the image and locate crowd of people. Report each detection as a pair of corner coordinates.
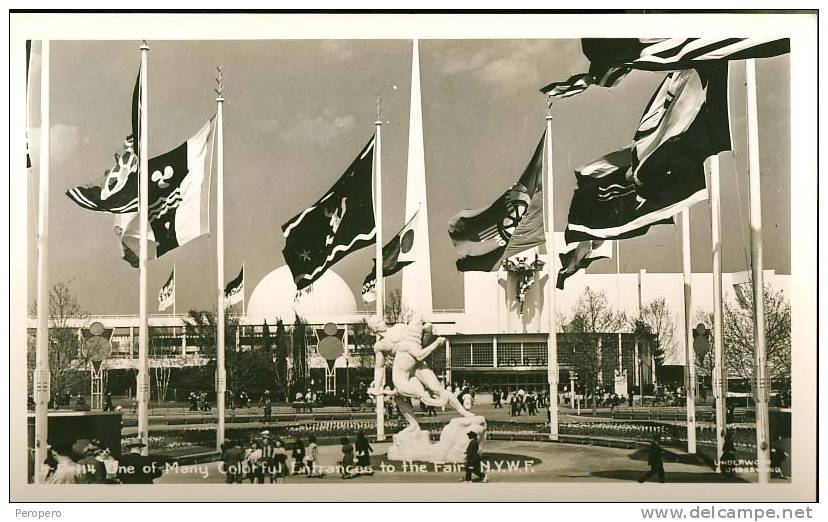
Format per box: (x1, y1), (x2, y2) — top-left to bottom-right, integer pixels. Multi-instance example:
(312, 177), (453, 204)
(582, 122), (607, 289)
(35, 438), (162, 485)
(220, 429), (379, 482)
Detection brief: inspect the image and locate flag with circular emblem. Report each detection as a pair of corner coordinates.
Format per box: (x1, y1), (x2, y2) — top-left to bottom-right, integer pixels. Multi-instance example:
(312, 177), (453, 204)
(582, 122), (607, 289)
(447, 132), (545, 272)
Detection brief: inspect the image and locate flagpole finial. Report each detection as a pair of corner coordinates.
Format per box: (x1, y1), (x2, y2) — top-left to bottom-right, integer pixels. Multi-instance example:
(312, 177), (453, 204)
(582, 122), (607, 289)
(215, 66), (224, 102)
(140, 40), (150, 51)
(545, 94), (554, 120)
(374, 92), (382, 125)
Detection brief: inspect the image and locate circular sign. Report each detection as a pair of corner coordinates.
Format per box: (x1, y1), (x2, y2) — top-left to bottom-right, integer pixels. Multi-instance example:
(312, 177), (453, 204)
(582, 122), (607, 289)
(400, 229), (415, 253)
(89, 321), (105, 336)
(323, 322), (339, 336)
(84, 335), (112, 362)
(317, 336), (344, 360)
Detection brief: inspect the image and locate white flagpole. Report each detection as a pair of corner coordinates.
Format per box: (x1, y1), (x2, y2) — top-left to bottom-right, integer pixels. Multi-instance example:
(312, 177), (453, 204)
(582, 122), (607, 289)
(137, 41), (151, 455)
(215, 70), (227, 450)
(34, 40), (51, 482)
(172, 264), (176, 317)
(544, 103), (559, 441)
(707, 154), (726, 471)
(681, 208), (697, 454)
(374, 104), (386, 442)
(745, 58), (771, 483)
(242, 259), (246, 316)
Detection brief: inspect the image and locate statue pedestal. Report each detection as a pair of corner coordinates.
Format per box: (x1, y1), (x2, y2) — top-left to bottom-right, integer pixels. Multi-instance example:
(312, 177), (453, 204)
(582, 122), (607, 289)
(387, 415), (487, 464)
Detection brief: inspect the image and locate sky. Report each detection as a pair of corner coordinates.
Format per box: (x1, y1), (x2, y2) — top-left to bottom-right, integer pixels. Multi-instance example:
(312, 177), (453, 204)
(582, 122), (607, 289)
(25, 40), (791, 315)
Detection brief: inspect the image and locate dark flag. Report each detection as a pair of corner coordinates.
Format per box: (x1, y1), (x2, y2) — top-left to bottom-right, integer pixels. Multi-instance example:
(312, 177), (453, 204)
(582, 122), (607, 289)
(282, 137), (376, 291)
(224, 266), (244, 307)
(556, 233), (612, 290)
(448, 133), (545, 272)
(542, 37), (789, 98)
(565, 66), (731, 242)
(361, 210), (421, 303)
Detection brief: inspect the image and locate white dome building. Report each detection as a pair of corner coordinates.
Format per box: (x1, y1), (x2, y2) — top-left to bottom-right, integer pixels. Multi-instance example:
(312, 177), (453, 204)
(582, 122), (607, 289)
(245, 266), (358, 323)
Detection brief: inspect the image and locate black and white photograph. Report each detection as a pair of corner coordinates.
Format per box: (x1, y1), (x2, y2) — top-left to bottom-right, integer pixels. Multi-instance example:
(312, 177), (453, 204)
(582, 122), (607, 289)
(7, 9), (819, 506)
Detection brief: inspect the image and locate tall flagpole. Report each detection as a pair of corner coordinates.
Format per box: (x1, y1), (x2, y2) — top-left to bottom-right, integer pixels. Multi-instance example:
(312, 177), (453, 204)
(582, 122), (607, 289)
(137, 41), (151, 455)
(34, 40), (51, 482)
(681, 208), (697, 454)
(215, 68), (227, 450)
(745, 58), (771, 483)
(374, 99), (386, 442)
(707, 154), (727, 471)
(172, 264), (176, 316)
(242, 259), (246, 316)
(544, 100), (559, 441)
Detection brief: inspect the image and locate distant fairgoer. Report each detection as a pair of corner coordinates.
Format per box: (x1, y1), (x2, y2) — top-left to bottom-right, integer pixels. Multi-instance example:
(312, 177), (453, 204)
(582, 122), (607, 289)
(638, 435), (666, 483)
(462, 431), (487, 483)
(292, 438), (306, 474)
(340, 437), (354, 479)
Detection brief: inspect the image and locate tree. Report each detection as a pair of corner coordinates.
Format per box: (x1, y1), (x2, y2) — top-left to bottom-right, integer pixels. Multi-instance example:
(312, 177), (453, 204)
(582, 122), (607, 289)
(290, 315), (309, 393)
(273, 319), (289, 401)
(384, 288), (410, 325)
(350, 319), (377, 369)
(722, 283), (790, 384)
(639, 297), (679, 372)
(562, 287), (625, 413)
(28, 281), (91, 403)
(694, 309), (716, 385)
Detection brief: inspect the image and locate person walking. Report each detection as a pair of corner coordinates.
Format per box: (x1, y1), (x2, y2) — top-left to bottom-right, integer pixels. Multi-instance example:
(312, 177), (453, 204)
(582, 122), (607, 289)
(270, 439), (289, 482)
(45, 441), (82, 484)
(77, 440), (106, 484)
(638, 435), (666, 483)
(244, 440), (264, 484)
(355, 431), (373, 475)
(291, 438), (306, 475)
(770, 436), (788, 479)
(340, 437), (354, 479)
(305, 435), (321, 477)
(461, 431), (487, 483)
(118, 439), (162, 484)
(720, 432), (736, 478)
(221, 440), (245, 484)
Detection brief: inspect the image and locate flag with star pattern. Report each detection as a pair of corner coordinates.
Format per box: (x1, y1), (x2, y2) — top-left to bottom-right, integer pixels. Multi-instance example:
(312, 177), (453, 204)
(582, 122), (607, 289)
(281, 136), (376, 291)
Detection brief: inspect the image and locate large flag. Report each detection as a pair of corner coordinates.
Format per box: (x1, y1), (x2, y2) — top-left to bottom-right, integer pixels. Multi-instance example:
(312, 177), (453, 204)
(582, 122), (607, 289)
(108, 119), (214, 264)
(542, 37), (789, 98)
(361, 210), (421, 303)
(448, 133), (545, 272)
(554, 233), (612, 290)
(157, 269), (175, 312)
(224, 266), (244, 307)
(282, 137), (376, 290)
(565, 66), (731, 242)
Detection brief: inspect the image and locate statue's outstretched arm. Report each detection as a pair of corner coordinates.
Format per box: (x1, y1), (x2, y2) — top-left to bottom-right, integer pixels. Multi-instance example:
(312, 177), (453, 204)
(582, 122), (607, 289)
(409, 336), (446, 362)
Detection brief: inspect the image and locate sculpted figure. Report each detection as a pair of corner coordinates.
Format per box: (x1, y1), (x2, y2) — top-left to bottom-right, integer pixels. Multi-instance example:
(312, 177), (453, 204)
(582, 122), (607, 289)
(368, 314), (472, 431)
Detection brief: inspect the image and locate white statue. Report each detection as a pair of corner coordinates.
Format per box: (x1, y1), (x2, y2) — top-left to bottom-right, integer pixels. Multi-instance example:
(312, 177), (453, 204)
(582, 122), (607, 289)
(368, 313), (486, 463)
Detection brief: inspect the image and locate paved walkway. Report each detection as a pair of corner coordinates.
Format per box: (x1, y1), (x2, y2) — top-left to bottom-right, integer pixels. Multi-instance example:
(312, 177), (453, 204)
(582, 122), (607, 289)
(156, 440), (754, 484)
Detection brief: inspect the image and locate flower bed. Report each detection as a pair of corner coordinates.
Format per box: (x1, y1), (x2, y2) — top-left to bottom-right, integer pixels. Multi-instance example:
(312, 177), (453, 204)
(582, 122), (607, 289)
(134, 419), (759, 452)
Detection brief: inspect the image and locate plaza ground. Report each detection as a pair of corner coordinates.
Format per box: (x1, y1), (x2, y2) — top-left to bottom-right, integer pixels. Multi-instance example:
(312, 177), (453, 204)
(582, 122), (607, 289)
(156, 439), (748, 484)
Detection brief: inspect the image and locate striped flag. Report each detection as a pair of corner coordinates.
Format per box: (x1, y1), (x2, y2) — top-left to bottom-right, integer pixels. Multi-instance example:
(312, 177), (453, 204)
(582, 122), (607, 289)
(542, 37), (789, 98)
(564, 66), (731, 243)
(554, 232), (612, 289)
(157, 269), (175, 312)
(623, 37), (790, 71)
(108, 119), (214, 265)
(224, 266), (244, 307)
